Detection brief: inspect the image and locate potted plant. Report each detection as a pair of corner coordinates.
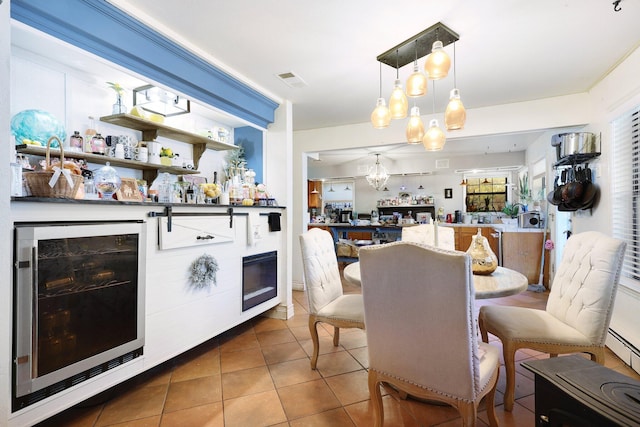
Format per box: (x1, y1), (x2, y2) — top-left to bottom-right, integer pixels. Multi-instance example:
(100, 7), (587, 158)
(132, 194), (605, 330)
(501, 203), (519, 225)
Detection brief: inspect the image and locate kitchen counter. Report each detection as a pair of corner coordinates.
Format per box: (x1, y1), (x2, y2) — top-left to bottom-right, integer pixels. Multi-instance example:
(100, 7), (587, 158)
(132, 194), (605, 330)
(308, 222), (545, 232)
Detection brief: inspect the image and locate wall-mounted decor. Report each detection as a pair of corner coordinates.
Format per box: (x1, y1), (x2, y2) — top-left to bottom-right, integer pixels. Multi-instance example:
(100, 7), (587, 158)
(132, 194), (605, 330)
(444, 188), (453, 199)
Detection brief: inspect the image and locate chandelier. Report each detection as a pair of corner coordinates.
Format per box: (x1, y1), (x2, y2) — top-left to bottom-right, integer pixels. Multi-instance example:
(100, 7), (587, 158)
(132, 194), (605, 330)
(370, 22), (466, 151)
(366, 154), (390, 191)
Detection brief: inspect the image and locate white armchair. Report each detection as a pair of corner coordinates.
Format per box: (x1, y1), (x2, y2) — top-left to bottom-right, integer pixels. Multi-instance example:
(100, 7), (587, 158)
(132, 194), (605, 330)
(299, 228), (365, 369)
(359, 241), (499, 427)
(401, 223), (455, 250)
(479, 231), (626, 411)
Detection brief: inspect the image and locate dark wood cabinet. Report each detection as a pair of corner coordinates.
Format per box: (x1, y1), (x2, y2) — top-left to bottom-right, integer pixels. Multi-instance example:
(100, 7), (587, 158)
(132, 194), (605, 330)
(454, 226), (499, 257)
(307, 180), (323, 209)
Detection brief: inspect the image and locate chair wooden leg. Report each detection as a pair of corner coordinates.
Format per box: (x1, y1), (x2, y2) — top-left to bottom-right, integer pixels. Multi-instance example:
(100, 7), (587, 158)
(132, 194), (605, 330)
(591, 348), (605, 364)
(478, 314), (489, 343)
(368, 370), (384, 427)
(308, 316), (320, 370)
(333, 326), (340, 346)
(458, 402), (477, 427)
(502, 341), (517, 412)
(485, 363), (499, 427)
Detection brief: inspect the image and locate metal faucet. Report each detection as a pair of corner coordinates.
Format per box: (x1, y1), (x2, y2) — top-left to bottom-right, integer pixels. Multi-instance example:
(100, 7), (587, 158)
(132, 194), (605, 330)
(512, 203), (526, 215)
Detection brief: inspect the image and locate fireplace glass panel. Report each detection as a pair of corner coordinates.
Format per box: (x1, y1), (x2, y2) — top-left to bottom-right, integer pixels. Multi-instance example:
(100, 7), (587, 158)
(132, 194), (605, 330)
(242, 251), (277, 311)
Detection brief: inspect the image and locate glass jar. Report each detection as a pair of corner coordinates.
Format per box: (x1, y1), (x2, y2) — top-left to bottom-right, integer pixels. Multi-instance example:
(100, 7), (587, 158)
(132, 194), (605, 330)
(69, 131), (83, 152)
(91, 133), (106, 155)
(93, 162), (121, 199)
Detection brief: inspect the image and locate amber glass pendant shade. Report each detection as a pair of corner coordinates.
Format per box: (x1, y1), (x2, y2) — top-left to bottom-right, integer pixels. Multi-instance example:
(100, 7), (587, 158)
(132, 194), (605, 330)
(445, 88), (466, 130)
(371, 98), (391, 129)
(424, 40), (451, 80)
(466, 228), (498, 275)
(406, 64), (428, 97)
(389, 79), (408, 119)
(405, 106), (425, 144)
(422, 119), (446, 151)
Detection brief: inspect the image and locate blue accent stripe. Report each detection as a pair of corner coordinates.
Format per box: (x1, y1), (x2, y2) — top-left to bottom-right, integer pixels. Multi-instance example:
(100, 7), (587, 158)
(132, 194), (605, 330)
(11, 0), (279, 129)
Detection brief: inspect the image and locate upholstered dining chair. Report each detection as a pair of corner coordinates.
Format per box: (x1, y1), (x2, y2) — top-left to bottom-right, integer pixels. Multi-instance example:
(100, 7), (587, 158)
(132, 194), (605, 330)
(401, 223), (456, 250)
(299, 228), (365, 369)
(359, 241), (500, 427)
(479, 231), (626, 412)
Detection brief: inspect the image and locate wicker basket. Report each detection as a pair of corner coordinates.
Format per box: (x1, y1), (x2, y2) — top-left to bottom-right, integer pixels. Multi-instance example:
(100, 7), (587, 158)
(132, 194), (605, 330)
(24, 136), (83, 198)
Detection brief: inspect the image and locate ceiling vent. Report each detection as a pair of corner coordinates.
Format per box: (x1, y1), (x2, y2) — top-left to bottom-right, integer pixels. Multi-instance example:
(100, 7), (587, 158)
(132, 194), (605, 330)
(276, 71), (307, 88)
(435, 159), (450, 169)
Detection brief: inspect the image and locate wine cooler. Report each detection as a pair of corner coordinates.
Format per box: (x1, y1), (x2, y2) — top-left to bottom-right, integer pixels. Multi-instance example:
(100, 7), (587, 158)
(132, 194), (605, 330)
(13, 221), (146, 409)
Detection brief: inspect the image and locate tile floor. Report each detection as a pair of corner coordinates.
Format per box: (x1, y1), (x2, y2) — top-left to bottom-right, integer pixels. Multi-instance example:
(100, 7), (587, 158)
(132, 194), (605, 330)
(38, 272), (640, 427)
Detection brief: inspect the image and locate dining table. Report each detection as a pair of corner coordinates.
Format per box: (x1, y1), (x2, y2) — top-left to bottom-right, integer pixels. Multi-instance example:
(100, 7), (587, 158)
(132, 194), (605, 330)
(343, 261), (528, 299)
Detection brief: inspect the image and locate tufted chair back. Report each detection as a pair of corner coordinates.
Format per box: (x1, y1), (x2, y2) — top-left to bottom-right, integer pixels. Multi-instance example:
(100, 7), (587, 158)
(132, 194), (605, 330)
(359, 241), (501, 426)
(299, 228), (343, 315)
(546, 231), (626, 345)
(401, 224), (456, 250)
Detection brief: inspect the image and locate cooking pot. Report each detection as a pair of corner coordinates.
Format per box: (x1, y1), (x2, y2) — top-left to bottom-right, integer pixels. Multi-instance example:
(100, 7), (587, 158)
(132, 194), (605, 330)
(552, 132), (598, 160)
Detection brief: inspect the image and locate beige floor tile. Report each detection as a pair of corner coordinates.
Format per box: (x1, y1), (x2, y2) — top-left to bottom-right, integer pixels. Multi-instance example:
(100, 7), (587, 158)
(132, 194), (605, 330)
(36, 405), (103, 427)
(160, 402), (224, 427)
(95, 384), (167, 426)
(261, 341), (308, 365)
(299, 335), (345, 358)
(171, 351), (220, 382)
(325, 370), (370, 406)
(316, 351), (364, 377)
(163, 375), (222, 413)
(347, 347), (369, 369)
(343, 395), (420, 427)
(107, 415), (162, 426)
(253, 316), (288, 332)
(220, 347), (266, 373)
(256, 328), (297, 347)
(223, 389), (287, 427)
(268, 358), (322, 388)
(219, 330), (260, 353)
(221, 366), (275, 400)
(289, 407), (356, 426)
(277, 378), (342, 420)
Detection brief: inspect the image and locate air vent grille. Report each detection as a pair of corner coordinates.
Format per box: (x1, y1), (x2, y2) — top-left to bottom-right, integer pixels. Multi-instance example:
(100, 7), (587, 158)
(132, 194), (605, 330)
(276, 71), (307, 88)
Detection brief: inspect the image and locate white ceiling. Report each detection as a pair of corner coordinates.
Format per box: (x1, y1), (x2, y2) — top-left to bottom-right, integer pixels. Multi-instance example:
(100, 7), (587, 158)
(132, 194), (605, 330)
(98, 1), (640, 163)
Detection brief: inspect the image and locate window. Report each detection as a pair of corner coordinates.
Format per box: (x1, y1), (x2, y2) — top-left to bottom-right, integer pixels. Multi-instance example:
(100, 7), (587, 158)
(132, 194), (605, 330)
(464, 177), (508, 212)
(611, 106), (640, 288)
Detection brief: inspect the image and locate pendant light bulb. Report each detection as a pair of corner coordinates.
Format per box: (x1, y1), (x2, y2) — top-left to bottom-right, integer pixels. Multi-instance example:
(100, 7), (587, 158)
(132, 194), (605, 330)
(405, 106), (425, 144)
(389, 79), (408, 119)
(371, 97), (391, 129)
(406, 64), (428, 97)
(422, 119), (446, 151)
(445, 88), (466, 130)
(424, 40), (451, 80)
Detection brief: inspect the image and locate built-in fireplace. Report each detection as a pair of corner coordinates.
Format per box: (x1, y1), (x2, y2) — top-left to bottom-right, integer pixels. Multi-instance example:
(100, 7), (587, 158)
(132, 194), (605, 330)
(13, 221), (146, 410)
(242, 251), (278, 311)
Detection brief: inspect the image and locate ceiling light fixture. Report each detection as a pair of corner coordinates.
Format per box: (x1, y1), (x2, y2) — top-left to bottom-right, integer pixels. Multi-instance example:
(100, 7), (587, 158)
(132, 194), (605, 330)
(370, 62), (391, 128)
(373, 22), (460, 151)
(424, 29), (451, 80)
(405, 105), (425, 144)
(388, 50), (408, 119)
(422, 82), (446, 151)
(459, 179), (467, 186)
(445, 43), (466, 130)
(328, 181), (335, 192)
(406, 40), (428, 97)
(310, 181), (319, 194)
(418, 173), (425, 190)
(366, 154), (390, 191)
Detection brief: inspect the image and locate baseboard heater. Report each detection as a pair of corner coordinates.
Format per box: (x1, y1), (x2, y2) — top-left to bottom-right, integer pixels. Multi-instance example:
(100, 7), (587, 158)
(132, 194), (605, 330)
(607, 328), (640, 375)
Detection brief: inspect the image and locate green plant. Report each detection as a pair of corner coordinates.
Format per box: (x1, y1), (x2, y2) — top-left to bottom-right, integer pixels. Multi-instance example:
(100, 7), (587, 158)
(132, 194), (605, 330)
(502, 203), (519, 218)
(106, 81), (124, 96)
(518, 173), (532, 203)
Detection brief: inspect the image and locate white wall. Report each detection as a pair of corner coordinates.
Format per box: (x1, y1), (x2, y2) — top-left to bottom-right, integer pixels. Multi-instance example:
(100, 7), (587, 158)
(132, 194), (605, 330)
(0, 1), (12, 423)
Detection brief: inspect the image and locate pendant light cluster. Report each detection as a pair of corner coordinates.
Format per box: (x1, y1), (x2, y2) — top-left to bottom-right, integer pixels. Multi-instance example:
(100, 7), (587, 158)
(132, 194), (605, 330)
(370, 22), (466, 151)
